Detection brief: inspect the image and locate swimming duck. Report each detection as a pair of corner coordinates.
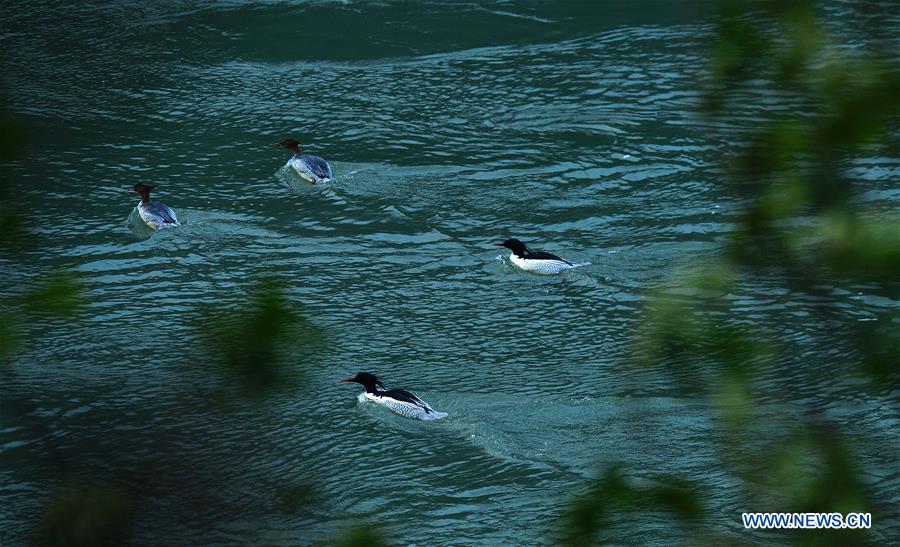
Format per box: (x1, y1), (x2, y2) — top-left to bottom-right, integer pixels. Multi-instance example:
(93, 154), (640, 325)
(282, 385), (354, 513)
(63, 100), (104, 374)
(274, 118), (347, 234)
(272, 138), (333, 184)
(131, 184), (179, 229)
(493, 238), (588, 275)
(340, 372), (448, 420)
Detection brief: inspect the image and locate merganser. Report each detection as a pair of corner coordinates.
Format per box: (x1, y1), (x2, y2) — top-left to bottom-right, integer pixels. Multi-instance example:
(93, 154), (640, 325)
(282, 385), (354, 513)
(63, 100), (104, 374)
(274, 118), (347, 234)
(493, 238), (588, 275)
(131, 184), (180, 229)
(339, 372), (448, 421)
(272, 138), (333, 184)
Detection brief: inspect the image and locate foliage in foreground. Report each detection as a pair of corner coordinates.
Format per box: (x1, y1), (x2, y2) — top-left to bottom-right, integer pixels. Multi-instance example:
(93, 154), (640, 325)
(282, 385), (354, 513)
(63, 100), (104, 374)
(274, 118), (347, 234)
(1, 0), (897, 544)
(559, 0), (898, 544)
(0, 107), (349, 544)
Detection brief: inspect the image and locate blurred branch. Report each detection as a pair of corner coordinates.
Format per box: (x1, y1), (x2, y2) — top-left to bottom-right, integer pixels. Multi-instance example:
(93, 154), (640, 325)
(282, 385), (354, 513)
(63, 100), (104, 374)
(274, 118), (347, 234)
(194, 278), (325, 399)
(0, 96), (338, 542)
(560, 0), (897, 543)
(559, 468), (702, 545)
(40, 483), (134, 547)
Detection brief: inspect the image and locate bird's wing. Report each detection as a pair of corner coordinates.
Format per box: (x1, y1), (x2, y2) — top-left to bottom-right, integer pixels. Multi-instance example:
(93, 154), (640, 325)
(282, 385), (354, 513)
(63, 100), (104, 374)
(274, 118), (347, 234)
(144, 202), (179, 225)
(383, 389), (434, 414)
(526, 251), (572, 265)
(159, 206), (179, 225)
(300, 155), (332, 179)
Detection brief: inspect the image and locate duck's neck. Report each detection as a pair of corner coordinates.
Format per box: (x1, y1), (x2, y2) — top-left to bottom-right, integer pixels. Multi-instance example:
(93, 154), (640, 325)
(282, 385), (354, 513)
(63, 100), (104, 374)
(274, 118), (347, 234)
(138, 193), (151, 204)
(287, 144), (301, 155)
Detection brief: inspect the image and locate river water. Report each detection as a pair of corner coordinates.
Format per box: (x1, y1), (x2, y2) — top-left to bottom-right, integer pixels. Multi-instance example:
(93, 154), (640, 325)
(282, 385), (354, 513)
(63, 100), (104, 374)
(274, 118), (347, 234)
(1, 1), (897, 545)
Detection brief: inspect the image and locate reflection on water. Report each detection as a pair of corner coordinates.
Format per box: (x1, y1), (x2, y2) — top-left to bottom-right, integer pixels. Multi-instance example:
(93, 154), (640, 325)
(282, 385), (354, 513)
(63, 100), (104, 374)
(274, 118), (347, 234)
(126, 207), (156, 239)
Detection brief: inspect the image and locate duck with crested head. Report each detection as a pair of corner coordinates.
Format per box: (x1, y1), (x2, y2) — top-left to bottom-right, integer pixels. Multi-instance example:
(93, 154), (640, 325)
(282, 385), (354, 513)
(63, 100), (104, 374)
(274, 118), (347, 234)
(131, 184), (179, 230)
(492, 238), (589, 275)
(340, 372), (448, 421)
(272, 138), (333, 185)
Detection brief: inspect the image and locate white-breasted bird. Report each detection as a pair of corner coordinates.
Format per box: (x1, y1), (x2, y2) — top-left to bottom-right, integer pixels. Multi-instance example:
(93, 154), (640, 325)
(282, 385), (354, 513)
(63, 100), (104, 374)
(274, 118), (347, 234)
(493, 238), (588, 275)
(339, 372), (448, 421)
(272, 138), (333, 184)
(131, 184), (179, 230)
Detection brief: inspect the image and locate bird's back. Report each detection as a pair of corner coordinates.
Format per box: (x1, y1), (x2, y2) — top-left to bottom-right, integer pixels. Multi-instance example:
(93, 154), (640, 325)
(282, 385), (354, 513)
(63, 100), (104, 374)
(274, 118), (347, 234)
(290, 154), (333, 182)
(138, 201), (180, 229)
(525, 250), (572, 264)
(365, 389), (447, 420)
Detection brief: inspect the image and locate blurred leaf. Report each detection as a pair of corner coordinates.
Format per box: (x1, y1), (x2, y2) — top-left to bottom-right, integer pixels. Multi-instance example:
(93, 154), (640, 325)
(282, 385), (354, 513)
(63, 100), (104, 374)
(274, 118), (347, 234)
(559, 468), (702, 545)
(333, 522), (389, 547)
(0, 96), (23, 161)
(568, 0), (897, 542)
(1, 272), (85, 365)
(0, 316), (20, 365)
(0, 100), (28, 249)
(197, 279), (325, 398)
(40, 483), (134, 547)
(22, 272), (86, 318)
(854, 314), (899, 380)
(820, 212), (900, 285)
(277, 481), (320, 514)
(0, 198), (29, 250)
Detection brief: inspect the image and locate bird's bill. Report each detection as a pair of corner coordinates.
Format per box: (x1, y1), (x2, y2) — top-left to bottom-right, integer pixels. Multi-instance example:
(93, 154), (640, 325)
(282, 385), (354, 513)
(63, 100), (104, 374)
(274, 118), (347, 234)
(491, 242), (506, 246)
(270, 142), (284, 148)
(338, 378), (355, 383)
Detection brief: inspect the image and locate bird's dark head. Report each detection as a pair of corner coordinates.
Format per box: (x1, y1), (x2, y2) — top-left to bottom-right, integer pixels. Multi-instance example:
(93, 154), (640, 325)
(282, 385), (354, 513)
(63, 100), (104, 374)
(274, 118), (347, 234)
(339, 372), (385, 392)
(493, 238), (528, 257)
(272, 139), (301, 153)
(131, 184), (157, 199)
